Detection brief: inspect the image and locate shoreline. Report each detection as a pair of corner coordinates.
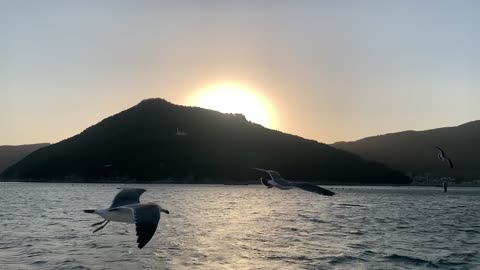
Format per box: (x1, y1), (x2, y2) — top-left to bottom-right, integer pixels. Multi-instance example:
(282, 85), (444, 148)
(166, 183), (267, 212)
(1, 180), (479, 188)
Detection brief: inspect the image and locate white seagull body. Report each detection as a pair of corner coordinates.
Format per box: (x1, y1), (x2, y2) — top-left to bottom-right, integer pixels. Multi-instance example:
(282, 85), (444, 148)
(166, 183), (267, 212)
(84, 188), (169, 249)
(255, 168), (335, 196)
(435, 146), (453, 168)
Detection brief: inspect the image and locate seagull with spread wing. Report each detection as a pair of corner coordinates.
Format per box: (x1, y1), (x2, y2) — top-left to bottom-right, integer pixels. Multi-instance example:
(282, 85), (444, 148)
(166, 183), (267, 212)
(83, 188), (169, 249)
(254, 168), (335, 196)
(435, 146), (453, 168)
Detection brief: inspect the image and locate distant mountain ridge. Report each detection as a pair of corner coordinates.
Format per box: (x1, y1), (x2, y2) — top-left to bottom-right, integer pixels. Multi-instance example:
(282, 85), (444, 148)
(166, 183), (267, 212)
(0, 143), (50, 174)
(1, 98), (409, 184)
(332, 121), (480, 179)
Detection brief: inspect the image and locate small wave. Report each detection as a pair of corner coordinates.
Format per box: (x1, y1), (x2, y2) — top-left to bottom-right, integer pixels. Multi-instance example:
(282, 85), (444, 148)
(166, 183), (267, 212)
(297, 214), (327, 224)
(31, 260), (48, 265)
(448, 250), (478, 259)
(309, 218), (327, 224)
(348, 243), (369, 249)
(55, 234), (78, 240)
(437, 259), (468, 267)
(266, 255), (311, 261)
(461, 228), (478, 233)
(437, 251), (478, 266)
(328, 255), (366, 265)
(282, 227), (299, 232)
(385, 254), (439, 268)
(70, 266), (91, 270)
(361, 250), (378, 256)
(335, 203), (367, 208)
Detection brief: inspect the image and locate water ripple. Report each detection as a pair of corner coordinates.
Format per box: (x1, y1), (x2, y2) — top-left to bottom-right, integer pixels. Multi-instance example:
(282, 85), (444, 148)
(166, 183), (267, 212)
(0, 183), (479, 270)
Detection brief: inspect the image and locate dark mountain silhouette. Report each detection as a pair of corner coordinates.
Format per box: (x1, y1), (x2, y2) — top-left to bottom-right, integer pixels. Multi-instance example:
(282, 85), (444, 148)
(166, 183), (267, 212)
(1, 98), (409, 184)
(332, 121), (480, 179)
(0, 143), (50, 174)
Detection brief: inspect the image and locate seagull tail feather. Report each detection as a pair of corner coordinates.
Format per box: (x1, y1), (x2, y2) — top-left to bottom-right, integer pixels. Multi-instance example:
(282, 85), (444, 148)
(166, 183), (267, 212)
(83, 209), (96, 213)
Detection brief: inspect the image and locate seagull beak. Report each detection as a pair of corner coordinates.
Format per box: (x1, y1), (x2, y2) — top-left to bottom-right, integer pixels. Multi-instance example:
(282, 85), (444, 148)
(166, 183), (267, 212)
(161, 209), (170, 214)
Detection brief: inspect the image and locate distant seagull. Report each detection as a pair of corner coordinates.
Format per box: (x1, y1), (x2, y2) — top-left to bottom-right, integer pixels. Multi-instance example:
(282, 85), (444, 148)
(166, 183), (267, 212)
(176, 128), (188, 136)
(254, 168), (335, 196)
(435, 146), (453, 168)
(84, 188), (170, 249)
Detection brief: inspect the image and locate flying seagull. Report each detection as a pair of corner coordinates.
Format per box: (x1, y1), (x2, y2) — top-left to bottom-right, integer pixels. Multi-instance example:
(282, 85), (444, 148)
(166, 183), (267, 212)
(84, 188), (169, 249)
(435, 146), (453, 168)
(254, 168), (335, 196)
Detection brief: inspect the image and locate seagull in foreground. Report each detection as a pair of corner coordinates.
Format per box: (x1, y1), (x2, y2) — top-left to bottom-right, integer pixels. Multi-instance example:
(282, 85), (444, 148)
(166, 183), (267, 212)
(435, 146), (453, 168)
(254, 168), (335, 196)
(83, 188), (169, 249)
(176, 128), (188, 136)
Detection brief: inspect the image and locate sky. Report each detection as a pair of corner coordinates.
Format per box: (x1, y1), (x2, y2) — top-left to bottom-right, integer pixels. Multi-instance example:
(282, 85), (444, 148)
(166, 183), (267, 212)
(1, 1), (479, 145)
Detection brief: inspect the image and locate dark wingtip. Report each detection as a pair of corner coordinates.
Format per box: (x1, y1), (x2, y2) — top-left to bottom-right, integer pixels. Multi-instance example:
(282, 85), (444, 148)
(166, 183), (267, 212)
(84, 209), (95, 213)
(321, 190), (335, 196)
(137, 239), (148, 249)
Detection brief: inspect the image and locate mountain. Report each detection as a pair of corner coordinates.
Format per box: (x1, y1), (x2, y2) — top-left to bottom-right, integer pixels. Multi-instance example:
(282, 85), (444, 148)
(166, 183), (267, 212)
(332, 121), (480, 179)
(0, 143), (50, 174)
(1, 98), (409, 184)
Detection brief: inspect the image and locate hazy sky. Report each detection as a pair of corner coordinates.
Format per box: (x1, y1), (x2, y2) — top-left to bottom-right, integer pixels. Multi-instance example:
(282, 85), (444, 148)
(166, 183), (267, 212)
(2, 1), (479, 145)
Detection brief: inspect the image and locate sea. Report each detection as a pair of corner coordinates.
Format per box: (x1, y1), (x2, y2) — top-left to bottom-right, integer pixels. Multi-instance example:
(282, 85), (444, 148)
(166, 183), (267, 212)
(1, 183), (479, 270)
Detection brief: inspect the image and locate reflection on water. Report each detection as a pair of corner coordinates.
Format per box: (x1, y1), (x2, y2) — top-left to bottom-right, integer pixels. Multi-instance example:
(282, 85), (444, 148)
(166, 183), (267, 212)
(1, 183), (479, 270)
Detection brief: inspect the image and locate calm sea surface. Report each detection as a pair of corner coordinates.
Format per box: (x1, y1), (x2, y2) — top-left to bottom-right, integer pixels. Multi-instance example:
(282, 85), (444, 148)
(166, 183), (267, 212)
(1, 183), (479, 270)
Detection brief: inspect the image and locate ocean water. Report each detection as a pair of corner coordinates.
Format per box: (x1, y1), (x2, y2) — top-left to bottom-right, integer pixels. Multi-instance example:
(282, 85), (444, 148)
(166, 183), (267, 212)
(0, 183), (479, 270)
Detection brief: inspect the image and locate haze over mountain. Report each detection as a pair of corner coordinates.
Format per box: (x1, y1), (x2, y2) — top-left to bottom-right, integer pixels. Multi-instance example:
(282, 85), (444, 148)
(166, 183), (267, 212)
(1, 98), (408, 184)
(332, 121), (480, 179)
(0, 143), (50, 174)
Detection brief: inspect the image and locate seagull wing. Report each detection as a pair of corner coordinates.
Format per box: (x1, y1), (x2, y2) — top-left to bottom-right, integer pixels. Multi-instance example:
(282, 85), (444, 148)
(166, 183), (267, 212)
(253, 168), (291, 186)
(435, 146), (446, 156)
(445, 157), (454, 168)
(110, 188), (147, 208)
(122, 203), (161, 249)
(290, 182), (335, 196)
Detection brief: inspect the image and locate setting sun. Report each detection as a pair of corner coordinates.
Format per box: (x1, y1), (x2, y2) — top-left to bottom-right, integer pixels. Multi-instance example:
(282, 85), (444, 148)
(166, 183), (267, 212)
(188, 83), (275, 128)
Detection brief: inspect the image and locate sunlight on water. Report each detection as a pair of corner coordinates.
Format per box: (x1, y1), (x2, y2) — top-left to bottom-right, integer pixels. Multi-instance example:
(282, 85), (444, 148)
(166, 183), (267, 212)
(1, 183), (479, 270)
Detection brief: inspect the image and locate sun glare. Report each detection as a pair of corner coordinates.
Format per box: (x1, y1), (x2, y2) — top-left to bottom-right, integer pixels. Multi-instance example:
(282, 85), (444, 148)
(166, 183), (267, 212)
(188, 83), (275, 128)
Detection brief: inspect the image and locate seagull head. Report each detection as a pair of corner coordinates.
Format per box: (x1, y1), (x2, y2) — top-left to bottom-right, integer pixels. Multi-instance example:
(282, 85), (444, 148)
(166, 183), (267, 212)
(159, 205), (170, 214)
(260, 177), (273, 188)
